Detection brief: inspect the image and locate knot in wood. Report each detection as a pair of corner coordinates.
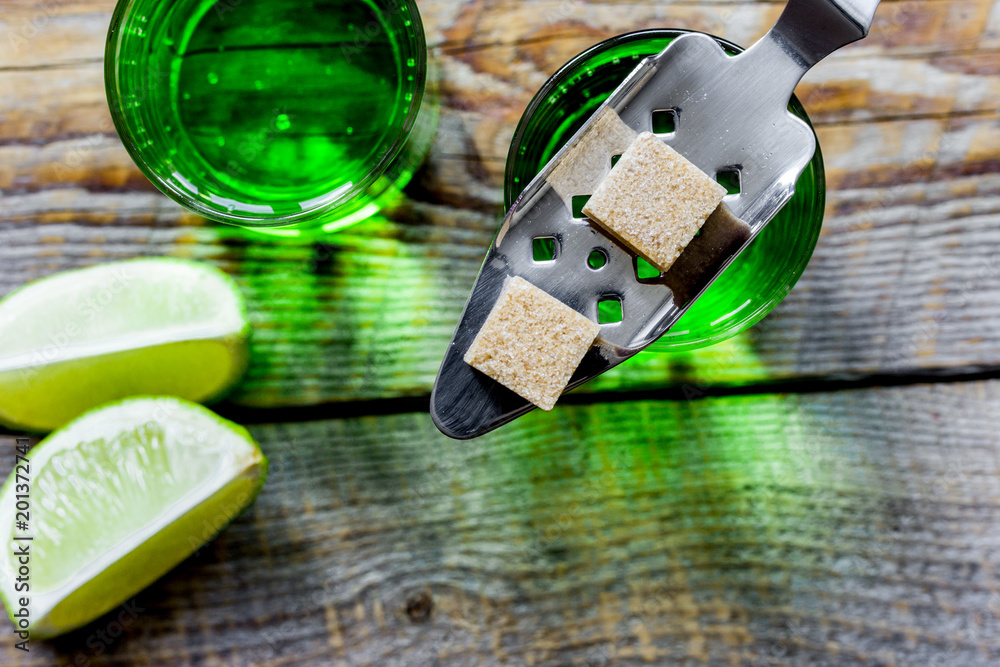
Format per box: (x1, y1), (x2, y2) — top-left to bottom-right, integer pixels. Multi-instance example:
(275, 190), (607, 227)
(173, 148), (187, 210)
(405, 591), (433, 622)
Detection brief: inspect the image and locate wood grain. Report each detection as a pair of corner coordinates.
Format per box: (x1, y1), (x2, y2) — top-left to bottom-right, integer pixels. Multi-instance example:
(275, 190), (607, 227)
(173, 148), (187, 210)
(3, 0), (1000, 664)
(1, 0), (995, 69)
(6, 165), (1000, 406)
(3, 0), (1000, 404)
(3, 380), (1000, 665)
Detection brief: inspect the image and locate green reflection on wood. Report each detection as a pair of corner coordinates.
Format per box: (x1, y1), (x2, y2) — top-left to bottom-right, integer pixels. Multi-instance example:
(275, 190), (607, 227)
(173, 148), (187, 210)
(237, 386), (933, 665)
(196, 211), (778, 407)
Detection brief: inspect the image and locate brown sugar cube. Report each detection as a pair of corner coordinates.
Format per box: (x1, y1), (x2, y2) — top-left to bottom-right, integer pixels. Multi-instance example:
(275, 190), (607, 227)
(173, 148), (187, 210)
(463, 276), (601, 411)
(581, 132), (727, 273)
(547, 107), (637, 203)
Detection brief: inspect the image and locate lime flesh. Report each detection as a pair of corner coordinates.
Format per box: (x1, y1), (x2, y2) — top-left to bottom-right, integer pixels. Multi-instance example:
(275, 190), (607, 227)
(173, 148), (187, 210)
(0, 396), (267, 638)
(0, 258), (250, 432)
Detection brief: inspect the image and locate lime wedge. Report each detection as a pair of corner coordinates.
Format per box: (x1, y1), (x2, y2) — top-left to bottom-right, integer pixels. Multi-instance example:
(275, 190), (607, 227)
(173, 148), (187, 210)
(0, 397), (267, 639)
(0, 258), (250, 432)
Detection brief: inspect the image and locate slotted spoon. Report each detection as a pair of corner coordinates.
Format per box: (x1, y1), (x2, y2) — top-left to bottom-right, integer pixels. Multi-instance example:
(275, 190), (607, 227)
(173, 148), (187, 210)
(432, 0), (881, 438)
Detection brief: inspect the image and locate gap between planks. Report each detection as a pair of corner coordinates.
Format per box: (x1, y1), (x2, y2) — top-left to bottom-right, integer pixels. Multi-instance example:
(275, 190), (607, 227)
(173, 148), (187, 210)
(136, 363), (1000, 428)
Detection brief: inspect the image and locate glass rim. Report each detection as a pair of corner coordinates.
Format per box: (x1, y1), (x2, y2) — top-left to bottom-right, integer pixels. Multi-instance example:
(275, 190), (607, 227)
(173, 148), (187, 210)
(505, 29), (743, 206)
(502, 28), (826, 350)
(104, 0), (428, 227)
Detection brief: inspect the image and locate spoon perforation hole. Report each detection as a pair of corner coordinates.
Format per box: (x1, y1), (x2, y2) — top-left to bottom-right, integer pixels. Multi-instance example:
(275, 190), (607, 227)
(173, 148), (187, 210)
(634, 257), (661, 281)
(651, 108), (677, 134)
(715, 167), (741, 195)
(597, 295), (623, 324)
(532, 236), (557, 262)
(611, 154), (622, 168)
(571, 195), (591, 219)
(587, 249), (608, 270)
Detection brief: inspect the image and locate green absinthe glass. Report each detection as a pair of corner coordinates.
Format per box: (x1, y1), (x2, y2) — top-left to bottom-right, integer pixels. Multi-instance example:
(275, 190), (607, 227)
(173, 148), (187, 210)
(106, 0), (430, 230)
(506, 30), (825, 350)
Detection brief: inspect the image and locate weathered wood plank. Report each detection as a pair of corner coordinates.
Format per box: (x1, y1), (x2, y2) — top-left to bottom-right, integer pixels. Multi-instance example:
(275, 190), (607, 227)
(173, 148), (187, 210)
(4, 37), (1000, 138)
(3, 380), (999, 665)
(3, 56), (999, 199)
(2, 0), (1000, 664)
(421, 109), (1000, 210)
(797, 50), (1000, 123)
(436, 0), (998, 63)
(987, 0), (1000, 48)
(3, 102), (998, 214)
(2, 168), (999, 405)
(2, 0), (997, 207)
(2, 0), (997, 71)
(2, 0), (999, 402)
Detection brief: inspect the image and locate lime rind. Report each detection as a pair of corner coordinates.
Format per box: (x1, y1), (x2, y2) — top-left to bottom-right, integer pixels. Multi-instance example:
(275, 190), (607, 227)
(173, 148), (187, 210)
(0, 396), (267, 638)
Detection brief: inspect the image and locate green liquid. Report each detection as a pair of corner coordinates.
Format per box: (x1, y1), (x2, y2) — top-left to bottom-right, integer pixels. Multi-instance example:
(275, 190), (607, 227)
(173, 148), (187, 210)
(506, 31), (825, 350)
(109, 0), (425, 224)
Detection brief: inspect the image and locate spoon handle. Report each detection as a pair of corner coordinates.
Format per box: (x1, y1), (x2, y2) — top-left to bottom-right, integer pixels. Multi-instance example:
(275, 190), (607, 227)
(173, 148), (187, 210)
(737, 0), (881, 105)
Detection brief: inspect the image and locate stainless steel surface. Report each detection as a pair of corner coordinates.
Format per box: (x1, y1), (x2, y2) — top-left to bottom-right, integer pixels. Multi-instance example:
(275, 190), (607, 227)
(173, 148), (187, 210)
(432, 0), (881, 439)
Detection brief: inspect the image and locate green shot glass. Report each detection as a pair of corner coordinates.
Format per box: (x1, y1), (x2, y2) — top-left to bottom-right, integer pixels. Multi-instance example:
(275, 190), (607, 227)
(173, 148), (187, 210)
(506, 30), (825, 350)
(106, 0), (432, 231)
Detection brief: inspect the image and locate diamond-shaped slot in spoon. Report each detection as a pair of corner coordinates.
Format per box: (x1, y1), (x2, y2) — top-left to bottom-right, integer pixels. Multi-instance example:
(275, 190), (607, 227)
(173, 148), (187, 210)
(432, 0), (881, 439)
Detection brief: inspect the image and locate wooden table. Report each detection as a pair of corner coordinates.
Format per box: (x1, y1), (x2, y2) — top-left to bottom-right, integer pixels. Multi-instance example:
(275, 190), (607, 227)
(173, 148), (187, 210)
(3, 0), (1000, 664)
